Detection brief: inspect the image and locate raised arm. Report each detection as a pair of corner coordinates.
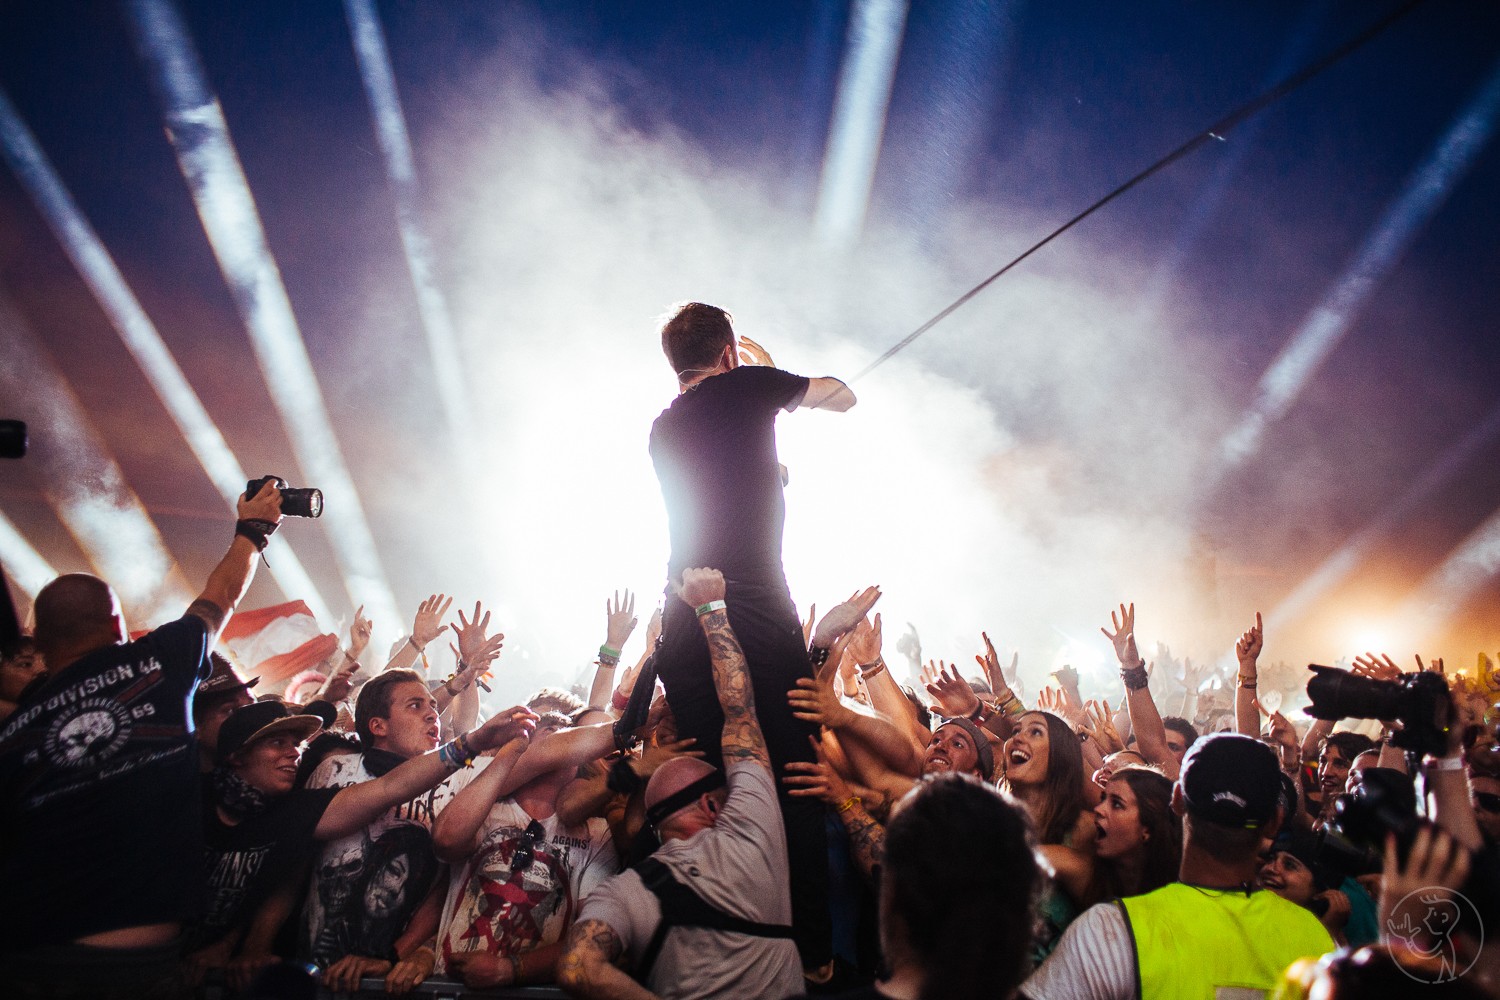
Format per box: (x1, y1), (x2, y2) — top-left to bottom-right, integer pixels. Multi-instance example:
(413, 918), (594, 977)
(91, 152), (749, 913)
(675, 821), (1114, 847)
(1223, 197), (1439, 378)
(187, 481), (285, 640)
(320, 706), (536, 842)
(590, 590), (638, 709)
(1102, 603), (1178, 781)
(430, 733), (533, 863)
(674, 568), (768, 768)
(383, 594), (453, 673)
(1234, 613), (1263, 737)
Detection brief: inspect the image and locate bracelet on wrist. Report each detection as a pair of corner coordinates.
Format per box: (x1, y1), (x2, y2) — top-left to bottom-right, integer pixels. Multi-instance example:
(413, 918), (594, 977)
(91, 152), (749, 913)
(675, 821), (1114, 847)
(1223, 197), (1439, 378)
(695, 600), (727, 617)
(859, 657), (885, 677)
(406, 635), (423, 655)
(808, 645), (830, 668)
(837, 795), (861, 814)
(234, 518), (277, 552)
(1425, 755), (1465, 772)
(1120, 664), (1150, 691)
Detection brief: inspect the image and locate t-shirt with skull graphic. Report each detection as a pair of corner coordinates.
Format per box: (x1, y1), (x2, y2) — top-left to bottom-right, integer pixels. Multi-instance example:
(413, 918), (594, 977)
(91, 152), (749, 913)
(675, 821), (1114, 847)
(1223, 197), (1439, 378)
(0, 614), (213, 948)
(433, 764), (618, 975)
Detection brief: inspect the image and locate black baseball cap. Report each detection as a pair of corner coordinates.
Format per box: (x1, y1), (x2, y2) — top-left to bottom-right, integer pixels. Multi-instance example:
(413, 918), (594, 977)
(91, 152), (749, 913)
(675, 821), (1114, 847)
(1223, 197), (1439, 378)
(1180, 733), (1282, 829)
(217, 700), (331, 760)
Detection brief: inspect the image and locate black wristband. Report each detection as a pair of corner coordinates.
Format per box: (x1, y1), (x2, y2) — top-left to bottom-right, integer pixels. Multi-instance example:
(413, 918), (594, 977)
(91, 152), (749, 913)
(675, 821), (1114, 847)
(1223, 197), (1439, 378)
(808, 645), (830, 668)
(235, 518), (278, 552)
(606, 757), (643, 796)
(1121, 664), (1150, 691)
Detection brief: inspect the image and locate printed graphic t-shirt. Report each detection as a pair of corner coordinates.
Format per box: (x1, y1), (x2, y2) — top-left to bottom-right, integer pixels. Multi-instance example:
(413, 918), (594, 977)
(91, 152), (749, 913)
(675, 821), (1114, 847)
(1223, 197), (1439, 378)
(0, 615), (212, 949)
(299, 751), (469, 967)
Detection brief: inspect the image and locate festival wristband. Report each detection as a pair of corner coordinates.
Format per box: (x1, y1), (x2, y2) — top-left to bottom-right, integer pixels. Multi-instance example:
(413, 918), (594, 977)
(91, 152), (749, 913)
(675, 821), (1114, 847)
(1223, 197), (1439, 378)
(1425, 756), (1465, 772)
(695, 600), (727, 617)
(234, 518), (277, 552)
(1121, 663), (1150, 691)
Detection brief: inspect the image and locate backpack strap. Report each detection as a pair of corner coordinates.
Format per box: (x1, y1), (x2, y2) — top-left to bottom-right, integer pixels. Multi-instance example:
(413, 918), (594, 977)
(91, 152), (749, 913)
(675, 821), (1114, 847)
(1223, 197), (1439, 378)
(632, 856), (795, 982)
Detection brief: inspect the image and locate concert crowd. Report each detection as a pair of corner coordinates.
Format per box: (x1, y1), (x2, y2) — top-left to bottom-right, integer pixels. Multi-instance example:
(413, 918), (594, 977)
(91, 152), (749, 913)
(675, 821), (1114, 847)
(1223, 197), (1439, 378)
(3, 305), (1498, 1000)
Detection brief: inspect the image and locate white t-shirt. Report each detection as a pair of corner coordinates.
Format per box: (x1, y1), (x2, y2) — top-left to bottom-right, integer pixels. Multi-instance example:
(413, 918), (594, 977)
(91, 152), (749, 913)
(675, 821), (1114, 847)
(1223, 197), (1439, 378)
(577, 761), (802, 1000)
(434, 760), (618, 974)
(1021, 902), (1135, 1000)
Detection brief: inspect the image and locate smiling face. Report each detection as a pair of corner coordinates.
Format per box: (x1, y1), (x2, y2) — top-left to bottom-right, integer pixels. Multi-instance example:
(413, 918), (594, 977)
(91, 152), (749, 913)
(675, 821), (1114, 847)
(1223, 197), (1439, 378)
(1094, 776), (1148, 860)
(1318, 744), (1352, 793)
(233, 732), (301, 796)
(1258, 850), (1317, 906)
(924, 723), (982, 778)
(368, 680), (441, 759)
(1003, 712), (1052, 787)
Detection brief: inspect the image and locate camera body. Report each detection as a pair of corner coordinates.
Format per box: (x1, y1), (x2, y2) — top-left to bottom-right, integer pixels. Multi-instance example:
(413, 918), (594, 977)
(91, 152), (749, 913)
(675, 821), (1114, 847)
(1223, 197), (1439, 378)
(1317, 768), (1420, 876)
(245, 475), (323, 519)
(1304, 664), (1451, 758)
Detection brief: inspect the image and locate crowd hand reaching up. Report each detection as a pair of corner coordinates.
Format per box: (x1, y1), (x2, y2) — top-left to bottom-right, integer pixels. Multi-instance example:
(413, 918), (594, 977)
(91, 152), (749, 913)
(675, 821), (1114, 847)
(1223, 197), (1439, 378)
(605, 589), (638, 651)
(317, 654), (361, 704)
(347, 604), (373, 661)
(1101, 602), (1143, 667)
(976, 632), (1017, 702)
(846, 613), (883, 670)
(469, 706), (538, 752)
(1038, 684), (1086, 730)
(784, 736), (855, 806)
(1180, 658), (1211, 691)
(789, 671), (858, 731)
(801, 604), (817, 648)
(1081, 699), (1124, 755)
(737, 334), (774, 367)
(921, 660), (981, 719)
(810, 587), (882, 675)
(412, 593), (453, 652)
(1352, 652), (1405, 684)
(1256, 700), (1300, 768)
(895, 623), (922, 673)
(1235, 612), (1263, 671)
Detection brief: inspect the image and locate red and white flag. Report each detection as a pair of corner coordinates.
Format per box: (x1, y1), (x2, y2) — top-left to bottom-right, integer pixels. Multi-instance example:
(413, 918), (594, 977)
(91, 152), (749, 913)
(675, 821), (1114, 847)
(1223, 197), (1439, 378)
(219, 600), (338, 688)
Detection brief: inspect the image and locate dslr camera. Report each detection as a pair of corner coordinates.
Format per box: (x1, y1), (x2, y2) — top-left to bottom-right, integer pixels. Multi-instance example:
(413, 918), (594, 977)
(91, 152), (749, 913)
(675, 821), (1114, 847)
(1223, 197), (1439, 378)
(245, 475), (323, 519)
(1304, 663), (1451, 758)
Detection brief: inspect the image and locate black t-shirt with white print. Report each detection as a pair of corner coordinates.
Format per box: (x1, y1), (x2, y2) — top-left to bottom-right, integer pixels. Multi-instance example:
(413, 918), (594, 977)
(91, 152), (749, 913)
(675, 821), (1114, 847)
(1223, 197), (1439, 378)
(0, 615), (213, 950)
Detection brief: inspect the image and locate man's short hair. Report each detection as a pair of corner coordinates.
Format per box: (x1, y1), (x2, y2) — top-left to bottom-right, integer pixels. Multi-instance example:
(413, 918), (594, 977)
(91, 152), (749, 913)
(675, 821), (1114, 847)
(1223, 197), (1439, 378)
(32, 574), (116, 650)
(1322, 731), (1376, 763)
(1163, 716), (1200, 749)
(661, 302), (734, 379)
(528, 686), (584, 717)
(355, 669), (425, 744)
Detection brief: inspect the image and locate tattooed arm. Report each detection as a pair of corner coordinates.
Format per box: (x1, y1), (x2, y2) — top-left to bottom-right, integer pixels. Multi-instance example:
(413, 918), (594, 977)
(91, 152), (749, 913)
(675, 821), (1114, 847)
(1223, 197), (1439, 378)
(557, 919), (659, 1000)
(838, 799), (887, 881)
(675, 568), (770, 769)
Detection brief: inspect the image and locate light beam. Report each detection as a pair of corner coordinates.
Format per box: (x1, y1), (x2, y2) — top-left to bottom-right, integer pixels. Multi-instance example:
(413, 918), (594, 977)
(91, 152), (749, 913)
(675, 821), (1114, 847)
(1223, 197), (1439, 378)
(0, 86), (333, 625)
(1215, 56), (1500, 473)
(814, 0), (910, 247)
(0, 509), (56, 599)
(124, 0), (400, 631)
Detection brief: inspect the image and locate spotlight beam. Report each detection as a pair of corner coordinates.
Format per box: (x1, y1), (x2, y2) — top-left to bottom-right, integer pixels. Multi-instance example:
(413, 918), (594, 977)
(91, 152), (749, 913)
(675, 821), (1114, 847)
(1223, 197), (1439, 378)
(1405, 506), (1500, 641)
(1269, 400), (1500, 632)
(0, 509), (56, 599)
(344, 0), (476, 458)
(814, 0), (910, 247)
(124, 0), (400, 630)
(0, 293), (192, 619)
(1215, 56), (1500, 472)
(0, 87), (333, 625)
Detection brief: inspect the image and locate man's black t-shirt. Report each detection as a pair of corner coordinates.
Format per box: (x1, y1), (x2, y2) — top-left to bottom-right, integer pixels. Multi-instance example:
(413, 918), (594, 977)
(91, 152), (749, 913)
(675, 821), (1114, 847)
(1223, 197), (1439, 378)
(649, 365), (810, 584)
(0, 615), (213, 949)
(197, 782), (340, 948)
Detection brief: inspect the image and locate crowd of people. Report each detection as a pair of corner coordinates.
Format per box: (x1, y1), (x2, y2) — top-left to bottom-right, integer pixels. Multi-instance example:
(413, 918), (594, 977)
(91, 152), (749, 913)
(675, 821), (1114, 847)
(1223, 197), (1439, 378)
(2, 302), (1498, 1000)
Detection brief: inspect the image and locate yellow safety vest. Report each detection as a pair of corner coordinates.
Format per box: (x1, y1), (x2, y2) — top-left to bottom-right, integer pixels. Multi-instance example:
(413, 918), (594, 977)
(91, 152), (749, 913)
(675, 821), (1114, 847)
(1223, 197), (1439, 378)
(1121, 883), (1334, 1000)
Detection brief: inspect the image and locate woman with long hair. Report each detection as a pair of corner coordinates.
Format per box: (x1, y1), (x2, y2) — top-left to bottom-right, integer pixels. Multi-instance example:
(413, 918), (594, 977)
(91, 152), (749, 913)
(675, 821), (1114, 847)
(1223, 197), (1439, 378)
(1049, 765), (1182, 907)
(1000, 710), (1096, 961)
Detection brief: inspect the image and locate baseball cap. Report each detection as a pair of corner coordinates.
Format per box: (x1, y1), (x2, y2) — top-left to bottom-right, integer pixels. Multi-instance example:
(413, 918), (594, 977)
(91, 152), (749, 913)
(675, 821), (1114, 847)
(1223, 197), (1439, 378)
(195, 652), (260, 702)
(1180, 733), (1282, 829)
(217, 700), (329, 760)
(936, 718), (996, 782)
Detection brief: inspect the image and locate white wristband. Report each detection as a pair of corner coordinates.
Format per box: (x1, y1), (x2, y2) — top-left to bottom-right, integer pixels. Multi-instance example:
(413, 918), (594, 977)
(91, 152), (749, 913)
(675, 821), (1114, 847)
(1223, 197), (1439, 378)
(1425, 755), (1465, 772)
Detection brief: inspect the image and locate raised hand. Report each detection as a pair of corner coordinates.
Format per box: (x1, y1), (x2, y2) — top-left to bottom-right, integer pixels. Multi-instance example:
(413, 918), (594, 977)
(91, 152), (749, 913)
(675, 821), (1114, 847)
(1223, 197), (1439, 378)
(1417, 654), (1445, 677)
(318, 655), (360, 704)
(847, 613), (883, 668)
(812, 587), (882, 650)
(921, 660), (980, 720)
(895, 623), (922, 671)
(453, 602), (503, 667)
(801, 604), (817, 648)
(348, 604), (373, 660)
(470, 706), (538, 752)
(1352, 652), (1404, 684)
(1101, 602), (1142, 667)
(788, 675), (856, 730)
(605, 589), (638, 650)
(975, 632), (1015, 701)
(1082, 699), (1124, 754)
(783, 738), (854, 805)
(1235, 612), (1263, 667)
(412, 593), (453, 650)
(1038, 684), (1085, 729)
(638, 736), (703, 778)
(645, 605), (664, 649)
(1380, 826), (1472, 949)
(737, 334), (774, 367)
(674, 567), (726, 609)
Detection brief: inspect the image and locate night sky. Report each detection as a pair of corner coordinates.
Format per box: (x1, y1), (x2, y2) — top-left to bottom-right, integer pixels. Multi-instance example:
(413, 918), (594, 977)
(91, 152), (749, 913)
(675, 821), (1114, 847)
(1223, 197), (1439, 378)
(2, 1), (1497, 699)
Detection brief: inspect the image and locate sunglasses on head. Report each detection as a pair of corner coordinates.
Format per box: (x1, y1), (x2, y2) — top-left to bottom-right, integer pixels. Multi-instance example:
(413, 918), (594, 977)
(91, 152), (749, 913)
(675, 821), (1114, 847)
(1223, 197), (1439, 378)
(511, 819), (546, 873)
(1473, 792), (1500, 814)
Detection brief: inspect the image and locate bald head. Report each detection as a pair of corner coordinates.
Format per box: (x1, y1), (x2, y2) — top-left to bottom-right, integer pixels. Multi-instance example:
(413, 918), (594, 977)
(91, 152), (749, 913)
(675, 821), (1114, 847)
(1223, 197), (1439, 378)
(33, 574), (125, 666)
(645, 757), (723, 837)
